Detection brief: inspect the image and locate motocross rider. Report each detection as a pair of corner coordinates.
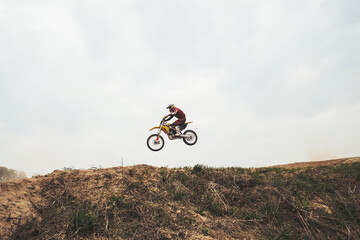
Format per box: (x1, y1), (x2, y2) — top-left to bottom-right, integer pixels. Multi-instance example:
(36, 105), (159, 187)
(164, 104), (186, 136)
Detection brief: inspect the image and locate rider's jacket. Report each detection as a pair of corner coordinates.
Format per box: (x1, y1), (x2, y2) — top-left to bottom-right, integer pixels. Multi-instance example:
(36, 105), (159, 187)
(170, 107), (186, 120)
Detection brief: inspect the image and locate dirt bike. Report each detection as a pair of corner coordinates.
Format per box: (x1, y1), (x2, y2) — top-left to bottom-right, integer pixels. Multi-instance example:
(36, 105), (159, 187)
(147, 116), (198, 151)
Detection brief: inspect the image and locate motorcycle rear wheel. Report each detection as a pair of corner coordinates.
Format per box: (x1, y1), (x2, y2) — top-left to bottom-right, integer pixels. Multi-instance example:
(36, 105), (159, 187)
(147, 134), (165, 151)
(183, 130), (198, 146)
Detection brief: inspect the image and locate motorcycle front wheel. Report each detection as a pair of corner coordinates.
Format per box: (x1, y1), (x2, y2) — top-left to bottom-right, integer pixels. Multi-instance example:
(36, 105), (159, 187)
(183, 130), (198, 146)
(147, 134), (165, 151)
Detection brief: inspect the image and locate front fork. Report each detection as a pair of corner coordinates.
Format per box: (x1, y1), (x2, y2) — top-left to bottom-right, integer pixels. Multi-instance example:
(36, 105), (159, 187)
(156, 123), (163, 141)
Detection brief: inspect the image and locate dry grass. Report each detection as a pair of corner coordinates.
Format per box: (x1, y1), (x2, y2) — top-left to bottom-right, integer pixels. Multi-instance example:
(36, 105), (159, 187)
(1, 158), (360, 239)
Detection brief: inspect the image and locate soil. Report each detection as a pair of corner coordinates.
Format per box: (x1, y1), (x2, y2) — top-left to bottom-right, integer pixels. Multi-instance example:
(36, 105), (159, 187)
(1, 157), (359, 239)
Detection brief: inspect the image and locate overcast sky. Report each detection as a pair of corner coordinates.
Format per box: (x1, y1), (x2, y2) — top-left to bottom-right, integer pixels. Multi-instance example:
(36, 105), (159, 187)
(1, 0), (360, 177)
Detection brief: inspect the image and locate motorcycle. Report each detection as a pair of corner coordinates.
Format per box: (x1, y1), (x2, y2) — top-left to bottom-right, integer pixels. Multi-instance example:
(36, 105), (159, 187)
(147, 116), (198, 151)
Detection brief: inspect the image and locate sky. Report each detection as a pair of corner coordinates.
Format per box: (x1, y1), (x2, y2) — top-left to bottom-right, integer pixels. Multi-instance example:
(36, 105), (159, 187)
(1, 0), (360, 177)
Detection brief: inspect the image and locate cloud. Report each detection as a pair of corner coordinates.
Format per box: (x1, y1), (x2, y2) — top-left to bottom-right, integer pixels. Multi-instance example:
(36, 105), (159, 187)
(0, 1), (360, 176)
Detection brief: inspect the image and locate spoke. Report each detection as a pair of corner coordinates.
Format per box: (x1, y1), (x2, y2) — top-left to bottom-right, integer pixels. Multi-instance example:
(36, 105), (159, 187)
(149, 136), (163, 150)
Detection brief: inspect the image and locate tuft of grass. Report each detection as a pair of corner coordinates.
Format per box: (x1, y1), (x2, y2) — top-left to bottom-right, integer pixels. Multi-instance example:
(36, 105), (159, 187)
(104, 172), (112, 179)
(239, 209), (264, 221)
(173, 189), (186, 202)
(232, 167), (246, 175)
(70, 203), (103, 235)
(261, 202), (279, 218)
(249, 171), (265, 185)
(174, 171), (189, 184)
(51, 190), (76, 209)
(195, 208), (205, 216)
(110, 195), (134, 210)
(270, 167), (286, 174)
(192, 164), (206, 175)
(204, 195), (223, 216)
(127, 181), (141, 191)
(201, 226), (210, 236)
(265, 224), (296, 240)
(152, 207), (172, 228)
(272, 175), (286, 188)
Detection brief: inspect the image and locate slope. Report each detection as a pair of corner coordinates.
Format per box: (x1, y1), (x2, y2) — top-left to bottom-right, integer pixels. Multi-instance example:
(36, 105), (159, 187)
(1, 158), (360, 239)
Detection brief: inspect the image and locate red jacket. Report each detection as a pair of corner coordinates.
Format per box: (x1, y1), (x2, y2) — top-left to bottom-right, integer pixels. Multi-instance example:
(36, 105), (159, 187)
(170, 107), (186, 120)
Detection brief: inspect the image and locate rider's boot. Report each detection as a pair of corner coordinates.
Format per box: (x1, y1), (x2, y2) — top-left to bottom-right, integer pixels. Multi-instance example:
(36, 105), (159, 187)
(175, 126), (181, 136)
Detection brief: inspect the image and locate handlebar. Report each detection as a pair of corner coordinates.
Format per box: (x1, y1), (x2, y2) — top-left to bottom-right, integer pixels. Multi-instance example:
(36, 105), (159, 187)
(163, 115), (172, 122)
(159, 116), (173, 125)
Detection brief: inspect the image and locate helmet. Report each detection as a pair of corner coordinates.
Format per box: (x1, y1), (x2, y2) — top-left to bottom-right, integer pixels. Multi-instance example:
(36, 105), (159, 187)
(166, 104), (175, 110)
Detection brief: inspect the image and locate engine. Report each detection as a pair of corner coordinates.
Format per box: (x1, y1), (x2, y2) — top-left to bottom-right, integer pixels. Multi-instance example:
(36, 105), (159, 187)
(168, 129), (176, 140)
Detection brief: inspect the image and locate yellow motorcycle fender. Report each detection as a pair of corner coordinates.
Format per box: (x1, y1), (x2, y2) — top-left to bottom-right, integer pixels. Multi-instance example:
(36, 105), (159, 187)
(149, 126), (169, 134)
(149, 126), (160, 131)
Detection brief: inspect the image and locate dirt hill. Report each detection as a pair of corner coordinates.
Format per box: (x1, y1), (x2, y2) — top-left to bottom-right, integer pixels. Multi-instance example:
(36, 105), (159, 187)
(1, 157), (360, 239)
(270, 157), (360, 169)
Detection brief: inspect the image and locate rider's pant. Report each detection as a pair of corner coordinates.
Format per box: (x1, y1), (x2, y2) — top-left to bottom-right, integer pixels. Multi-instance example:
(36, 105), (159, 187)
(172, 119), (186, 130)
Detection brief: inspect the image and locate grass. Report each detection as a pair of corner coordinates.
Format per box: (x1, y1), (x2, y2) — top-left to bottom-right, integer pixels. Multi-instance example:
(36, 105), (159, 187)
(332, 163), (360, 180)
(127, 181), (141, 191)
(110, 195), (134, 210)
(249, 171), (266, 185)
(192, 164), (207, 175)
(265, 224), (296, 240)
(71, 204), (102, 235)
(200, 226), (210, 236)
(104, 172), (112, 179)
(172, 189), (186, 201)
(8, 162), (360, 240)
(174, 171), (189, 184)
